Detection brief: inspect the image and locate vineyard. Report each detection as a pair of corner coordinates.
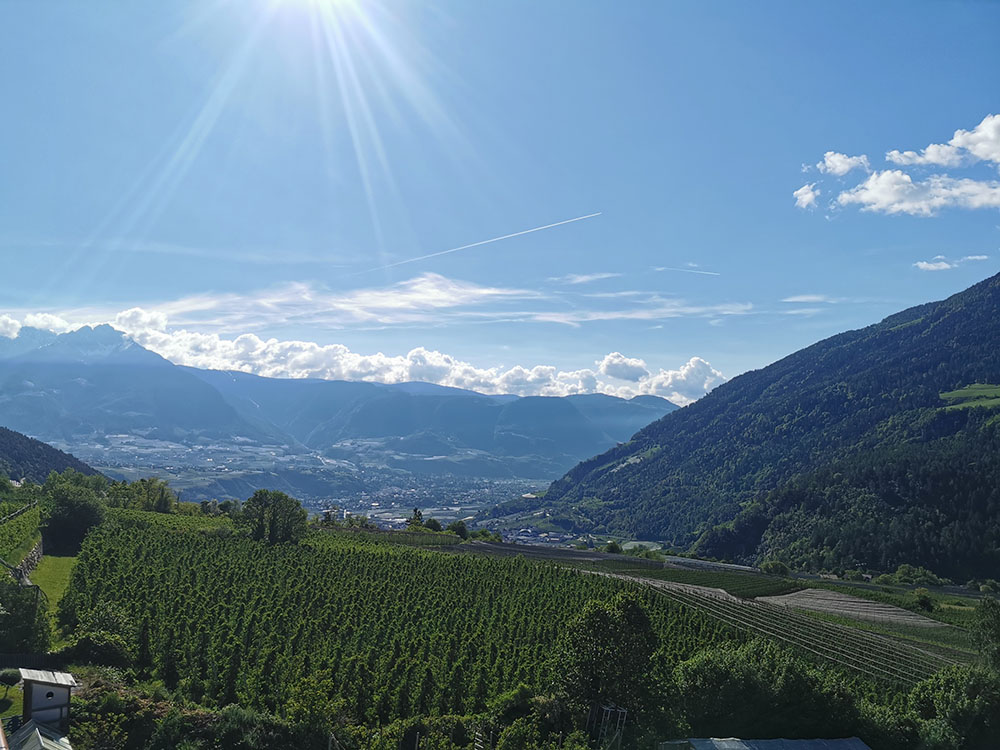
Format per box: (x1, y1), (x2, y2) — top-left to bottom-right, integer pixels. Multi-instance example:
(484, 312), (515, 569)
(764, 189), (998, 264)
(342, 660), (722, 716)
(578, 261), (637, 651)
(445, 541), (974, 688)
(606, 573), (971, 688)
(581, 559), (803, 598)
(0, 501), (39, 563)
(60, 514), (741, 723)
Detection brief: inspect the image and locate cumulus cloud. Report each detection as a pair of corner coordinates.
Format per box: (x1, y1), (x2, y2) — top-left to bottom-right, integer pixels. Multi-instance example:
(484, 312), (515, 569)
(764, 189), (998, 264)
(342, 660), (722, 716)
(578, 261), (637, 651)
(0, 315), (21, 339)
(804, 115), (1000, 218)
(0, 306), (713, 404)
(0, 268), (745, 404)
(114, 307), (168, 332)
(836, 170), (1000, 216)
(22, 313), (74, 333)
(816, 151), (870, 176)
(549, 272), (621, 285)
(597, 352), (650, 382)
(793, 183), (820, 209)
(634, 357), (726, 405)
(886, 114), (1000, 168)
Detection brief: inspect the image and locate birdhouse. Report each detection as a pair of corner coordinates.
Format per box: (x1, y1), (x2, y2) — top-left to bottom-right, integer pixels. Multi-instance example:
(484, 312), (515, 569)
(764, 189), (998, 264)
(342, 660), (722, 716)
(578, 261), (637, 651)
(18, 670), (77, 734)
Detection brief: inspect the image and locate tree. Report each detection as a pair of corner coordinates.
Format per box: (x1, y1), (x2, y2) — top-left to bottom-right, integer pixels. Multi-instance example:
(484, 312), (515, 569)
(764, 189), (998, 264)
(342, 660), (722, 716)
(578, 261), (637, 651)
(447, 520), (469, 540)
(241, 490), (308, 545)
(556, 592), (657, 711)
(909, 666), (1000, 749)
(760, 559), (790, 576)
(0, 577), (50, 652)
(407, 508), (423, 527)
(43, 480), (106, 551)
(0, 668), (19, 698)
(973, 596), (1000, 673)
(423, 518), (442, 533)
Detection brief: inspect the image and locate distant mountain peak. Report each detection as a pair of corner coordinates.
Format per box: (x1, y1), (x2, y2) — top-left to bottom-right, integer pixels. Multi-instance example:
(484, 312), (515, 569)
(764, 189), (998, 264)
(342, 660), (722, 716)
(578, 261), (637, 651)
(1, 324), (168, 366)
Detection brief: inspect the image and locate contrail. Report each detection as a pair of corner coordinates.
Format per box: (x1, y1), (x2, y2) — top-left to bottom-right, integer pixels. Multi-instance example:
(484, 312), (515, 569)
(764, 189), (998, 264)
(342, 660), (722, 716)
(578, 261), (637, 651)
(654, 266), (721, 276)
(359, 212), (602, 274)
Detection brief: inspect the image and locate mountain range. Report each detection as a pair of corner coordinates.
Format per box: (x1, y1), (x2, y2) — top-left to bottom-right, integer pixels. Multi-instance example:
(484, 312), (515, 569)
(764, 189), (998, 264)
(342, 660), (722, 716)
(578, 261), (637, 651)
(0, 325), (676, 489)
(524, 272), (1000, 580)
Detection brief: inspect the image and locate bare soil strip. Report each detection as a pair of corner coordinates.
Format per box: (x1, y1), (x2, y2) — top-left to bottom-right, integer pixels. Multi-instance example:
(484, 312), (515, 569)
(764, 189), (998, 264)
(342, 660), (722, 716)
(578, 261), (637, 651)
(758, 588), (948, 628)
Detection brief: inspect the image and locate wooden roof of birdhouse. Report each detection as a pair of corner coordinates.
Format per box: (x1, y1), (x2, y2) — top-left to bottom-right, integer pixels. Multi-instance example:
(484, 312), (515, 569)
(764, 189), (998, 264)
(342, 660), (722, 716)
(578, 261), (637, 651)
(17, 671), (77, 688)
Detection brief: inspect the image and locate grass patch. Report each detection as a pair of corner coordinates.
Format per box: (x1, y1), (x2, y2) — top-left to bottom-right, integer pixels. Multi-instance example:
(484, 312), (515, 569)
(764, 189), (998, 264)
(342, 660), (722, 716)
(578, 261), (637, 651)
(32, 554), (77, 646)
(940, 384), (1000, 410)
(4, 531), (40, 567)
(0, 685), (22, 720)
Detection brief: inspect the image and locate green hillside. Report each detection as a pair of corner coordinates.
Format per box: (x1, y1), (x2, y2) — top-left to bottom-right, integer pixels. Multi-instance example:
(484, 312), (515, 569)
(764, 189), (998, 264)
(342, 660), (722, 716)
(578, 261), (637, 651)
(532, 272), (1000, 579)
(0, 424), (97, 483)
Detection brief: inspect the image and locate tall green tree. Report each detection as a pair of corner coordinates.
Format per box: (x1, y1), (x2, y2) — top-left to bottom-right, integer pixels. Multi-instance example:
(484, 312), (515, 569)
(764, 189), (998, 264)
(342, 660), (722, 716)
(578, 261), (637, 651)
(241, 489), (307, 545)
(43, 479), (106, 551)
(556, 592), (657, 711)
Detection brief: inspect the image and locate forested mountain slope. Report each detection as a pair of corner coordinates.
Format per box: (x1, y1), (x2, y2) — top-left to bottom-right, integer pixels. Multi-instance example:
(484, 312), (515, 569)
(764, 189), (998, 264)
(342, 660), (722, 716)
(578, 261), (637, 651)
(0, 424), (96, 482)
(539, 272), (1000, 579)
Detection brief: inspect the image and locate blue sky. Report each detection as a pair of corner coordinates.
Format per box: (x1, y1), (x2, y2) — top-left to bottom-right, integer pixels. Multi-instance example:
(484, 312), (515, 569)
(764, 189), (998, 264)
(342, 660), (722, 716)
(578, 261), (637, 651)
(1, 0), (998, 403)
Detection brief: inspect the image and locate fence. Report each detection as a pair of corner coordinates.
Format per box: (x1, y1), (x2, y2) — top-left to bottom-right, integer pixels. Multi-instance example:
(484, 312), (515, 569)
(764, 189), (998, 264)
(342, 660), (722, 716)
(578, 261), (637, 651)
(0, 653), (60, 670)
(0, 501), (38, 528)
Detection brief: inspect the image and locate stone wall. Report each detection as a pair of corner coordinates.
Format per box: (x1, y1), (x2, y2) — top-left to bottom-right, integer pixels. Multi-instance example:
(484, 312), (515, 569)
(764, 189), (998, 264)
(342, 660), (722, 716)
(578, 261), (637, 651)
(15, 538), (43, 580)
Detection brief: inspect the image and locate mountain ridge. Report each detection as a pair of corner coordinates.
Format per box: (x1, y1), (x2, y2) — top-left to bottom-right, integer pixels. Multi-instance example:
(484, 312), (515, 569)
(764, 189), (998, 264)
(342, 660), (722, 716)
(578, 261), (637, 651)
(530, 272), (1000, 578)
(0, 424), (97, 483)
(0, 326), (679, 485)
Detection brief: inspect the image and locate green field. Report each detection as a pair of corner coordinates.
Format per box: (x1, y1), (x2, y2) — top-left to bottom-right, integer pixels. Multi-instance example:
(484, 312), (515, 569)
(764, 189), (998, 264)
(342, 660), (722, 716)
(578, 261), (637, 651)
(0, 685), (22, 720)
(31, 554), (77, 646)
(940, 383), (1000, 410)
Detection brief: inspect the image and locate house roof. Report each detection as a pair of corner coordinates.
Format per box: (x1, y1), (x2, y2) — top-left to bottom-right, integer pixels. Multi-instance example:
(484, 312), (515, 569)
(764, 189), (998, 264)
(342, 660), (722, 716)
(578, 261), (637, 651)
(16, 671), (76, 688)
(6, 721), (73, 750)
(671, 740), (871, 750)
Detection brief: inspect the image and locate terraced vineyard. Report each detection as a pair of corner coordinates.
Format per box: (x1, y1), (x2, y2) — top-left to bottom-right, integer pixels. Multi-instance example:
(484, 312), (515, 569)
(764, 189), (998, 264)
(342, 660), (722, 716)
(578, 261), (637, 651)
(454, 541), (973, 688)
(589, 559), (802, 598)
(621, 575), (969, 687)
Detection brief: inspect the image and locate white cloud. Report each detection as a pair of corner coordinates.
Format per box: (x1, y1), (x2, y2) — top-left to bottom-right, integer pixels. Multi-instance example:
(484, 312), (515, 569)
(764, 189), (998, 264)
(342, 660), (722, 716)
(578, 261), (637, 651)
(597, 352), (650, 382)
(531, 300), (751, 327)
(129, 273), (537, 333)
(793, 183), (821, 209)
(106, 314), (722, 403)
(886, 114), (1000, 168)
(22, 313), (73, 333)
(816, 151), (870, 176)
(805, 115), (1000, 219)
(781, 294), (839, 304)
(836, 170), (1000, 216)
(114, 307), (168, 332)
(0, 315), (21, 339)
(549, 272), (622, 285)
(634, 357), (726, 406)
(0, 304), (720, 404)
(913, 254), (990, 271)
